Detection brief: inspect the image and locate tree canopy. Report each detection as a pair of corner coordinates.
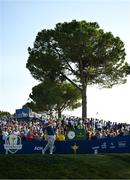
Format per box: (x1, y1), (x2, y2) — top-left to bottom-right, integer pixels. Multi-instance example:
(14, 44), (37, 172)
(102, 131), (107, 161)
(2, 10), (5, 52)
(0, 111), (10, 117)
(26, 20), (130, 119)
(23, 81), (81, 118)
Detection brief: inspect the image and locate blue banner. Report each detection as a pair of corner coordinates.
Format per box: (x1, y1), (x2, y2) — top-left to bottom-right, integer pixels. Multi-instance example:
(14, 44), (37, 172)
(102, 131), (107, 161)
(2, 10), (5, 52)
(0, 136), (130, 154)
(16, 108), (30, 120)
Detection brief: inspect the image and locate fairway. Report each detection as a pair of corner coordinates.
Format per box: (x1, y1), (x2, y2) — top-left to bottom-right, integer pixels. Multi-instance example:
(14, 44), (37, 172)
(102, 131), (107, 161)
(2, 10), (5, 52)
(0, 153), (130, 179)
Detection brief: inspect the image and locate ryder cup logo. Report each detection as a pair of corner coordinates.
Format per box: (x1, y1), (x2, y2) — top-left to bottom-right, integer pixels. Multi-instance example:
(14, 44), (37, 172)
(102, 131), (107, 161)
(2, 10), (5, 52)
(4, 134), (22, 154)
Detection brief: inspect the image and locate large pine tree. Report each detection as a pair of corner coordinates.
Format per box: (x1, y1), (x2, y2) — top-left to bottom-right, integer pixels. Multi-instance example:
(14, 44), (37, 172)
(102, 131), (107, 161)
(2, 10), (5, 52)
(26, 20), (130, 119)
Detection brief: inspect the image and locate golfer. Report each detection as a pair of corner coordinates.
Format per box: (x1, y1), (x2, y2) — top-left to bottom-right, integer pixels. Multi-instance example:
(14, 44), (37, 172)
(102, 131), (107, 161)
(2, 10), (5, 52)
(42, 119), (56, 155)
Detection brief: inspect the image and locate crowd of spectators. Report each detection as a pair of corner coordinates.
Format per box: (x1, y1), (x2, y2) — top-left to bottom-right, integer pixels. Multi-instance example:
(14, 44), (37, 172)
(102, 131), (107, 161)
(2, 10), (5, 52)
(0, 114), (130, 141)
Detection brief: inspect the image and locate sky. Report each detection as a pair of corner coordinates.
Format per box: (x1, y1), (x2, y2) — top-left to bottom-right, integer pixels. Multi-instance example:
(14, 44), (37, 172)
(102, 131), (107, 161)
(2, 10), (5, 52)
(0, 0), (130, 123)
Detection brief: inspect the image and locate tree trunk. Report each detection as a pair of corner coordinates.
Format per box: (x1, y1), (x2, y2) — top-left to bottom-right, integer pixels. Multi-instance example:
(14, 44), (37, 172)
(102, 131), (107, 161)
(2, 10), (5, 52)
(79, 59), (87, 121)
(58, 108), (61, 119)
(82, 84), (87, 120)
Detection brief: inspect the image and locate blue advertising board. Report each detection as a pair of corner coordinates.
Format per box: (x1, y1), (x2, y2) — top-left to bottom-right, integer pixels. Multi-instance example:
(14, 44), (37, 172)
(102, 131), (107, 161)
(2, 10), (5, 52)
(16, 108), (30, 120)
(0, 135), (130, 154)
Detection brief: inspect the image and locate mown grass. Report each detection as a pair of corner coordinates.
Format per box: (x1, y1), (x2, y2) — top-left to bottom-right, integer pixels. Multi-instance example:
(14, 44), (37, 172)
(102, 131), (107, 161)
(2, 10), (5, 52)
(0, 153), (130, 179)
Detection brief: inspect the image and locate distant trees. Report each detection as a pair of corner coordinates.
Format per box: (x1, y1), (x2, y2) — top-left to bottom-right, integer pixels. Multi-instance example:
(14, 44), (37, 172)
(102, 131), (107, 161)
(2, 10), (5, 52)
(23, 81), (81, 118)
(26, 20), (130, 119)
(0, 111), (10, 117)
